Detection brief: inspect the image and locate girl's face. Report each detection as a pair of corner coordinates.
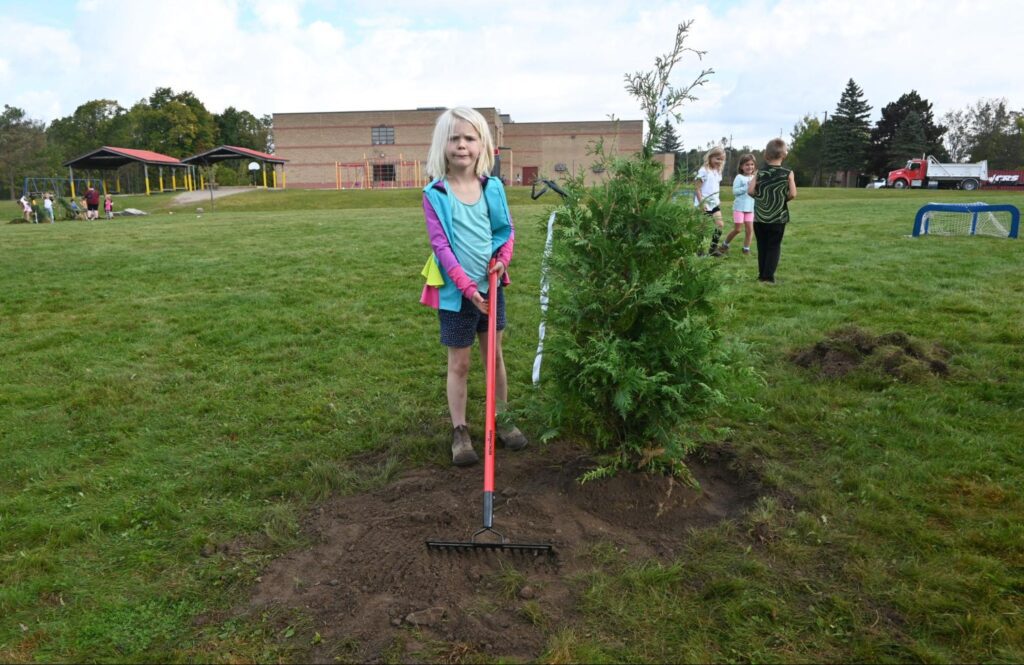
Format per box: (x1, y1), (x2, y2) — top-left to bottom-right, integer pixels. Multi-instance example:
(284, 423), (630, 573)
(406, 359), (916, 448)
(445, 119), (482, 174)
(711, 154), (725, 169)
(741, 160), (756, 175)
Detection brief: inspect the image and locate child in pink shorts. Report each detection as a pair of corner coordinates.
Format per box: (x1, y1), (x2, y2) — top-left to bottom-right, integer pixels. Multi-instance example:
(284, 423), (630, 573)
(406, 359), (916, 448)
(722, 153), (756, 255)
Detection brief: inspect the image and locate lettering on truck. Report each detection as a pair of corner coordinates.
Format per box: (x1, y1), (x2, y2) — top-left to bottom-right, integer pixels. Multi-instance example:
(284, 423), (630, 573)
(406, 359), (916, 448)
(990, 174), (1020, 183)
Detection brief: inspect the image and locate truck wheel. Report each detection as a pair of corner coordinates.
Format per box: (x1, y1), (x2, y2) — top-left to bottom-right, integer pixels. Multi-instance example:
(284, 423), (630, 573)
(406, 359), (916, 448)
(961, 179), (979, 191)
(892, 179), (908, 189)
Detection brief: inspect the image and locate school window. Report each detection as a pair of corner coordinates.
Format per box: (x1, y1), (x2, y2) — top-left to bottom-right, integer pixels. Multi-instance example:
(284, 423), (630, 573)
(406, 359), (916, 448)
(373, 164), (396, 182)
(371, 126), (395, 145)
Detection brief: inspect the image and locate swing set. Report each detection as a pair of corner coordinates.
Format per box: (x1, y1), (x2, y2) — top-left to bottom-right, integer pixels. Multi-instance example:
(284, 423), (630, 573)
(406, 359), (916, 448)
(332, 155), (427, 190)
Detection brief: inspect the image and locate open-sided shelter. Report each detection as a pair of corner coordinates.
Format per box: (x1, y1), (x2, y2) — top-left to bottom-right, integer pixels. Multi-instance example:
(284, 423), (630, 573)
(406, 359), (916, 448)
(63, 146), (192, 196)
(182, 145), (288, 189)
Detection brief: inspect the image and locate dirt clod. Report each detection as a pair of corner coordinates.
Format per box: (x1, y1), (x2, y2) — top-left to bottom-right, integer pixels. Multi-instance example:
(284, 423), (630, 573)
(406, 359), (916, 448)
(791, 325), (950, 381)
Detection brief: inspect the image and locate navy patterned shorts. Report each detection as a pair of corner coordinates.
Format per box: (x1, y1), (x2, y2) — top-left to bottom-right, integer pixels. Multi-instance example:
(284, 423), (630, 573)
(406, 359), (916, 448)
(438, 287), (506, 348)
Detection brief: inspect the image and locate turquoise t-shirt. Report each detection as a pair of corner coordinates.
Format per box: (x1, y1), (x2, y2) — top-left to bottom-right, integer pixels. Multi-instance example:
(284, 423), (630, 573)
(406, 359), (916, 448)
(450, 192), (492, 291)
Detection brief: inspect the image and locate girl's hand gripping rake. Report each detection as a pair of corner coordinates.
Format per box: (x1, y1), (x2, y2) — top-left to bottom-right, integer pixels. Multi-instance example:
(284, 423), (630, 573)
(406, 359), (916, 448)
(426, 261), (553, 556)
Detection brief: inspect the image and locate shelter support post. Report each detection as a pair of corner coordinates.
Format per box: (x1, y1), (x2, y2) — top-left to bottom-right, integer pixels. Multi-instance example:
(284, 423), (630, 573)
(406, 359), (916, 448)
(144, 164), (151, 196)
(262, 164), (268, 189)
(69, 168), (76, 198)
(159, 168), (164, 193)
(272, 167), (277, 189)
(282, 168), (286, 188)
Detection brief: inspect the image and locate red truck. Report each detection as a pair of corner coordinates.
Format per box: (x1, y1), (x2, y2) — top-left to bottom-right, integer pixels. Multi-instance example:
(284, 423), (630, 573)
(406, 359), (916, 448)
(887, 156), (988, 191)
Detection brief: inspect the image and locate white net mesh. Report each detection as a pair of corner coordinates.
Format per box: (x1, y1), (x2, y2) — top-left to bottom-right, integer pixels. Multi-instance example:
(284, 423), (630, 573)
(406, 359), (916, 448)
(921, 202), (1014, 238)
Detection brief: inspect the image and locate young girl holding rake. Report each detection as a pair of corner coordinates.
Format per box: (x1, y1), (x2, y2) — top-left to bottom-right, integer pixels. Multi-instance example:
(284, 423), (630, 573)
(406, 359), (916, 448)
(420, 107), (528, 466)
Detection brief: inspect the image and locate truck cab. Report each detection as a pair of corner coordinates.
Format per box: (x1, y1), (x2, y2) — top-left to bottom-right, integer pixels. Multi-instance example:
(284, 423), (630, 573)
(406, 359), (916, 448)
(887, 160), (925, 189)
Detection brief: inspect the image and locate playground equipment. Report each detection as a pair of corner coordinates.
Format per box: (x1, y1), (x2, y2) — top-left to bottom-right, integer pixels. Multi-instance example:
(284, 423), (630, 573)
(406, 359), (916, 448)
(182, 145), (288, 191)
(334, 155), (427, 189)
(912, 202), (1020, 238)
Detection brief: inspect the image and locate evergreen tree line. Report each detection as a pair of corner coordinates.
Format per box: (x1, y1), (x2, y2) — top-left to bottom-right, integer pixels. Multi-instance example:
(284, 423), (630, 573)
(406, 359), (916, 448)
(656, 80), (1024, 187)
(0, 87), (271, 199)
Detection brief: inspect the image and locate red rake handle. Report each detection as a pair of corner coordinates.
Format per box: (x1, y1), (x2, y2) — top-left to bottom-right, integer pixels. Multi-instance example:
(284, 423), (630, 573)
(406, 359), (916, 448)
(482, 260), (498, 526)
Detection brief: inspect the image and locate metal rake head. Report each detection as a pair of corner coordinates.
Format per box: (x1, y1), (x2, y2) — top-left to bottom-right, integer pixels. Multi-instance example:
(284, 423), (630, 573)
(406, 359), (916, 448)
(425, 527), (554, 556)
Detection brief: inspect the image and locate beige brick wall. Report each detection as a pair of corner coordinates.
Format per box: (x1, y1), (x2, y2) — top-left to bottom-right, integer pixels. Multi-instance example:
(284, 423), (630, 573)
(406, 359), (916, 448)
(502, 120), (642, 186)
(273, 108), (643, 189)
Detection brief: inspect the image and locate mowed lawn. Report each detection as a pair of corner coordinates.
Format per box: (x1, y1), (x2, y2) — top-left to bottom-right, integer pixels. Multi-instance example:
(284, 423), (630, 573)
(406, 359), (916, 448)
(1, 187), (1022, 662)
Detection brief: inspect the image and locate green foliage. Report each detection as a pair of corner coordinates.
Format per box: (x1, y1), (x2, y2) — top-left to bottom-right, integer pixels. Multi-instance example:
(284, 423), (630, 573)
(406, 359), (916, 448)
(787, 114), (824, 186)
(943, 97), (1024, 169)
(43, 88), (269, 168)
(46, 99), (130, 161)
(823, 79), (872, 185)
(623, 20), (713, 157)
(888, 110), (929, 165)
(0, 105), (54, 199)
(656, 119), (682, 154)
(216, 107), (272, 153)
(867, 90), (948, 176)
(539, 21), (724, 476)
(539, 149), (726, 475)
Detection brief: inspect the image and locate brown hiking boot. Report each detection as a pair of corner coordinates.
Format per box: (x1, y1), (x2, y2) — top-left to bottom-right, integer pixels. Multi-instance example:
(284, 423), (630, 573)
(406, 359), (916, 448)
(451, 425), (479, 466)
(497, 424), (528, 451)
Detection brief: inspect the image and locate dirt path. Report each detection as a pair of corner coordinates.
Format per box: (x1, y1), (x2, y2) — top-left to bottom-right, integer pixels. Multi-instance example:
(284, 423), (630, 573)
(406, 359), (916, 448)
(215, 441), (762, 662)
(173, 186), (259, 205)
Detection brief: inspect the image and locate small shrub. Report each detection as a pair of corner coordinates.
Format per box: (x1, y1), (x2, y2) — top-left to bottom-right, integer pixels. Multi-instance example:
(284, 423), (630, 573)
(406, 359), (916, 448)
(538, 22), (724, 477)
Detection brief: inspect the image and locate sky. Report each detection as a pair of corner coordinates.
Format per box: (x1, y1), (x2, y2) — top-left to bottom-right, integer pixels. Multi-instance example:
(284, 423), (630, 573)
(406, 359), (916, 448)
(2, 0), (1022, 151)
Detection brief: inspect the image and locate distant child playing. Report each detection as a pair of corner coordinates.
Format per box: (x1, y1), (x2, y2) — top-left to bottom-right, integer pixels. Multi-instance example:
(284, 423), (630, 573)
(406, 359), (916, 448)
(695, 146), (726, 255)
(721, 153), (756, 255)
(104, 194), (114, 219)
(748, 138), (797, 284)
(43, 193), (55, 223)
(420, 107), (528, 466)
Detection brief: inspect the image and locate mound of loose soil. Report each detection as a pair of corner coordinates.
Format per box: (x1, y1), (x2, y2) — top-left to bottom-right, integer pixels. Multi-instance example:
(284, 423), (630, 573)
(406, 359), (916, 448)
(230, 441), (760, 663)
(791, 325), (950, 381)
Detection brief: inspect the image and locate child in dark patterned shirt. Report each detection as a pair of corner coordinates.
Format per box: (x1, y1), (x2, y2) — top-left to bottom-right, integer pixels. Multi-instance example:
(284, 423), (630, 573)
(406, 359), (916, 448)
(747, 138), (797, 284)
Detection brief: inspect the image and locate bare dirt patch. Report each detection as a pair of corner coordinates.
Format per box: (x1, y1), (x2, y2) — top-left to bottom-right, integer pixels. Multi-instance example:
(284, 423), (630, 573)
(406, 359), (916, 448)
(790, 325), (950, 381)
(228, 441), (760, 662)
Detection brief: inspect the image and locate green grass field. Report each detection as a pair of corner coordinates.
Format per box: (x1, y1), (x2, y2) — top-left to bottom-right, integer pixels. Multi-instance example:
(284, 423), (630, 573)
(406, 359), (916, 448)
(2, 187), (1022, 662)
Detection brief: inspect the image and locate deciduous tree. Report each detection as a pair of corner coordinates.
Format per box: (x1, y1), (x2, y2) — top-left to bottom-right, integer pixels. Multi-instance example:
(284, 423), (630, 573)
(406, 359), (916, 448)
(0, 106), (51, 200)
(867, 90), (947, 176)
(787, 114), (823, 186)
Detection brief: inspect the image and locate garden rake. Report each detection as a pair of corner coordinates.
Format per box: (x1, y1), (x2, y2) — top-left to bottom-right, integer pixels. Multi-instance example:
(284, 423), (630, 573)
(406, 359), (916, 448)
(426, 262), (554, 556)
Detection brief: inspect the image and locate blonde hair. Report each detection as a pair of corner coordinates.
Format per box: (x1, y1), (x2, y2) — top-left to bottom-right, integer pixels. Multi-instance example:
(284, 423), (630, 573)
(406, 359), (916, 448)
(765, 138), (788, 160)
(737, 153), (756, 173)
(425, 107), (495, 180)
(702, 146), (726, 171)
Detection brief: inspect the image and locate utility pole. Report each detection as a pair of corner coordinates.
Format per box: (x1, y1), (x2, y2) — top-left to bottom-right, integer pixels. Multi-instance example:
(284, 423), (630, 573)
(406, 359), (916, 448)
(816, 110), (828, 187)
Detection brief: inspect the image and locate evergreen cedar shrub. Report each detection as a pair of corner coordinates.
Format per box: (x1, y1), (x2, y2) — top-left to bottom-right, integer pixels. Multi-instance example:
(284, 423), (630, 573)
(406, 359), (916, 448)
(539, 147), (727, 479)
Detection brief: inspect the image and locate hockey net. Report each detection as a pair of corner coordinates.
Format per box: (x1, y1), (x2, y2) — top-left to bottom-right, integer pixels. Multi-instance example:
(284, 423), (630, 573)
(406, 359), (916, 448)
(913, 202), (1020, 239)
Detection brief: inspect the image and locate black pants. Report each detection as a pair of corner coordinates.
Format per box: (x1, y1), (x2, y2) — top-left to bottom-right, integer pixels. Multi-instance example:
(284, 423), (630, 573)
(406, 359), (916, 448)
(753, 222), (786, 282)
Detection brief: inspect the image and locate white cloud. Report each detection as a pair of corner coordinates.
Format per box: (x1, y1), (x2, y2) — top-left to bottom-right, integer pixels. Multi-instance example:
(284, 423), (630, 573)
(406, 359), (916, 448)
(252, 0), (304, 31)
(4, 0), (1022, 153)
